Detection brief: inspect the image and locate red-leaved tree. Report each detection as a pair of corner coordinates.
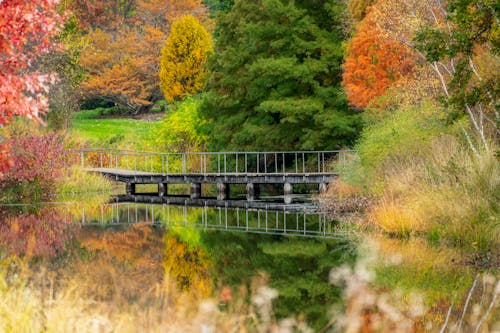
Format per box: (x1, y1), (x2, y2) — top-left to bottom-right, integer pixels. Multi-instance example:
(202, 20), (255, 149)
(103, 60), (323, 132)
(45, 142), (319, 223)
(0, 0), (63, 177)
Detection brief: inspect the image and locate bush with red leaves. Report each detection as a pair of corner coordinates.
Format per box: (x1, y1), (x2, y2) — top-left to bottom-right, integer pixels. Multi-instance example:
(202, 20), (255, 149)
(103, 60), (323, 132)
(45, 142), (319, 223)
(0, 133), (71, 196)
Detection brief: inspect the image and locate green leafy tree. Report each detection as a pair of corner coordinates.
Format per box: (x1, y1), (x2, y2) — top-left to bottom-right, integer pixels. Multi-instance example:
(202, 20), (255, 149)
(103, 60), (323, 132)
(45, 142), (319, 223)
(414, 0), (499, 153)
(202, 0), (234, 15)
(201, 0), (360, 150)
(159, 15), (213, 103)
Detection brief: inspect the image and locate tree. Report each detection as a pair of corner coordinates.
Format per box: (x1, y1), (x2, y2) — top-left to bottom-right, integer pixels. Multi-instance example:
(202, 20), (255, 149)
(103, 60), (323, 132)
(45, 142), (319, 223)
(202, 0), (234, 15)
(414, 0), (499, 153)
(347, 0), (376, 26)
(201, 0), (361, 150)
(69, 0), (135, 29)
(39, 15), (86, 130)
(343, 16), (415, 109)
(79, 28), (156, 113)
(77, 1), (210, 112)
(159, 15), (213, 102)
(0, 0), (63, 177)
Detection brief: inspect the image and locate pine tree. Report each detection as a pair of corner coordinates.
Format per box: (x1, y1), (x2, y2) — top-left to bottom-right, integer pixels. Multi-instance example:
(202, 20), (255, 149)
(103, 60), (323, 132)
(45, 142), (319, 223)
(201, 0), (361, 150)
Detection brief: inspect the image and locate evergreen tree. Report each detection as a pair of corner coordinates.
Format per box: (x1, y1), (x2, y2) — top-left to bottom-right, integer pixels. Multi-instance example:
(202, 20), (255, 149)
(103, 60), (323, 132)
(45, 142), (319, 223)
(159, 15), (213, 103)
(201, 0), (361, 150)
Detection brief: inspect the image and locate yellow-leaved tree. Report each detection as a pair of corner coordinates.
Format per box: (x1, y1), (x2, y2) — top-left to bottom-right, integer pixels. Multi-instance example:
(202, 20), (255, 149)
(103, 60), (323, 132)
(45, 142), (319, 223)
(159, 15), (213, 102)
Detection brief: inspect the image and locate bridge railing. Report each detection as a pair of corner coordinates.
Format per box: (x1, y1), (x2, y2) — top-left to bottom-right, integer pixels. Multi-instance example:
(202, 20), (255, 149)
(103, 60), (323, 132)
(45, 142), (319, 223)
(75, 149), (357, 175)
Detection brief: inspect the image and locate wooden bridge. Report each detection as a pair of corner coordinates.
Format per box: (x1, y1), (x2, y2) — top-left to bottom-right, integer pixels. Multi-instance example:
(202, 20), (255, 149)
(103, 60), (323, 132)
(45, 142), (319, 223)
(78, 149), (355, 203)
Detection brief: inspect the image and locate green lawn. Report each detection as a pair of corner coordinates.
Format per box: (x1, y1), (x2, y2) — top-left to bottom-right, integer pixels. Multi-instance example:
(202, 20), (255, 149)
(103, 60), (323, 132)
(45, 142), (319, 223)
(71, 110), (160, 148)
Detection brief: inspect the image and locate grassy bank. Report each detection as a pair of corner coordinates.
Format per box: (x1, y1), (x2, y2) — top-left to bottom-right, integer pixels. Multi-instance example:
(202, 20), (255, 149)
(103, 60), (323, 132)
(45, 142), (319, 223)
(70, 110), (159, 149)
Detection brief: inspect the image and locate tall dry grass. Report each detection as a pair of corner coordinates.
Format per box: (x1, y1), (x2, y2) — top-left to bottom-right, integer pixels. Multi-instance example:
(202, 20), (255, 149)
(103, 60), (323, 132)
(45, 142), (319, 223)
(329, 241), (500, 333)
(367, 136), (499, 252)
(0, 263), (313, 333)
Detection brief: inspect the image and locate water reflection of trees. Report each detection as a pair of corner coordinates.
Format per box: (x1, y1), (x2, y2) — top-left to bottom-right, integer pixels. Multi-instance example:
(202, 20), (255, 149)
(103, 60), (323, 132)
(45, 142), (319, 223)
(200, 231), (357, 330)
(0, 207), (75, 257)
(164, 234), (212, 297)
(76, 225), (165, 302)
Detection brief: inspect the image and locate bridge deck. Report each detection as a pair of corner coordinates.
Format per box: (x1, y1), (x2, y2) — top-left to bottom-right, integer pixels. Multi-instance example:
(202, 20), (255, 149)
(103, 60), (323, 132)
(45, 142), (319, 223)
(85, 167), (337, 184)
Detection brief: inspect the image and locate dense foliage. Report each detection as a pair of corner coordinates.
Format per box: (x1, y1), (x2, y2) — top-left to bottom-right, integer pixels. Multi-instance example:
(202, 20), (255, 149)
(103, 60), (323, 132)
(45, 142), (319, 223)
(0, 134), (71, 198)
(155, 98), (209, 152)
(201, 0), (361, 150)
(76, 0), (209, 113)
(159, 15), (213, 102)
(414, 0), (499, 152)
(341, 0), (499, 253)
(0, 0), (63, 175)
(343, 10), (415, 108)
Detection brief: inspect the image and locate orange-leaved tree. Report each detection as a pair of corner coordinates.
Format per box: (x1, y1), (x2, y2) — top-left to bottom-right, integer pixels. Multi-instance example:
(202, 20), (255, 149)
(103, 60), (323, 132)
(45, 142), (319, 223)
(347, 0), (377, 26)
(159, 15), (213, 103)
(343, 15), (415, 109)
(77, 0), (210, 112)
(79, 28), (157, 113)
(0, 0), (63, 178)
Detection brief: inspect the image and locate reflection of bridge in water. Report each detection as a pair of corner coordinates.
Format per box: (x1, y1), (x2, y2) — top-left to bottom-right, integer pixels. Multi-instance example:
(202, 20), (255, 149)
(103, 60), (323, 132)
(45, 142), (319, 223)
(78, 149), (355, 203)
(77, 199), (349, 239)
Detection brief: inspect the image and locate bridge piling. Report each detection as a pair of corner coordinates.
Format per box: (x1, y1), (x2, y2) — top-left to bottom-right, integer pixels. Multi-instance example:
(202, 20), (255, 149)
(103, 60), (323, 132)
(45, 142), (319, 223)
(319, 182), (328, 195)
(284, 182), (293, 204)
(190, 183), (201, 199)
(158, 183), (168, 197)
(246, 183), (260, 201)
(217, 183), (230, 200)
(126, 182), (136, 195)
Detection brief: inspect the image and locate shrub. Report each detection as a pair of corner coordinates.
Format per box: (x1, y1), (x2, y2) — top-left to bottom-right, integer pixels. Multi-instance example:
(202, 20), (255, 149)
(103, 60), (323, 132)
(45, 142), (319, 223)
(154, 97), (209, 152)
(355, 100), (447, 183)
(0, 133), (71, 199)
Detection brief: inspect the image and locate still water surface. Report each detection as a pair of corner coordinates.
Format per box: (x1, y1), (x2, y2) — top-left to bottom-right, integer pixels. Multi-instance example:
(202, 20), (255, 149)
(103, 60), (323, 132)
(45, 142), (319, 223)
(0, 193), (356, 329)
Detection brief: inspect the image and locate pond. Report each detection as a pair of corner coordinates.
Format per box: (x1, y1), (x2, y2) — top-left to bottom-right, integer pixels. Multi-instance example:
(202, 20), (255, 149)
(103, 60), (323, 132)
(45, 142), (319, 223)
(0, 191), (357, 331)
(0, 190), (494, 332)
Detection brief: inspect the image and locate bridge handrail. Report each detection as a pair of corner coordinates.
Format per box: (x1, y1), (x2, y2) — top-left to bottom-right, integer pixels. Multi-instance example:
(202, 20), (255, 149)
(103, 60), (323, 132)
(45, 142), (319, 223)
(74, 148), (357, 175)
(72, 148), (355, 155)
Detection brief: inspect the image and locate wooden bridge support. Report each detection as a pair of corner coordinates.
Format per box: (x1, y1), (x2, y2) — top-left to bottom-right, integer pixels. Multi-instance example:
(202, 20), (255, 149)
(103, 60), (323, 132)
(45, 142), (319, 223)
(217, 183), (230, 200)
(158, 183), (168, 197)
(190, 183), (201, 199)
(126, 182), (136, 195)
(284, 182), (293, 204)
(319, 182), (328, 195)
(246, 183), (260, 201)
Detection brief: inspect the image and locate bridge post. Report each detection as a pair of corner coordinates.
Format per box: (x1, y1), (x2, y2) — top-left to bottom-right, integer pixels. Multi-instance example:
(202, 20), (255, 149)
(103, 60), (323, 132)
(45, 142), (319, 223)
(126, 182), (136, 195)
(319, 182), (328, 195)
(217, 183), (230, 200)
(158, 183), (168, 197)
(190, 183), (201, 199)
(246, 183), (260, 201)
(284, 182), (293, 204)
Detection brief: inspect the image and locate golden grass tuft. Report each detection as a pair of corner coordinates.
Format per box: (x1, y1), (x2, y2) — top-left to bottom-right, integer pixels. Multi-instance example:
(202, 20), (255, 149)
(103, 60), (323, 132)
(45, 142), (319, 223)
(368, 196), (428, 235)
(56, 165), (114, 197)
(324, 180), (362, 199)
(365, 136), (499, 251)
